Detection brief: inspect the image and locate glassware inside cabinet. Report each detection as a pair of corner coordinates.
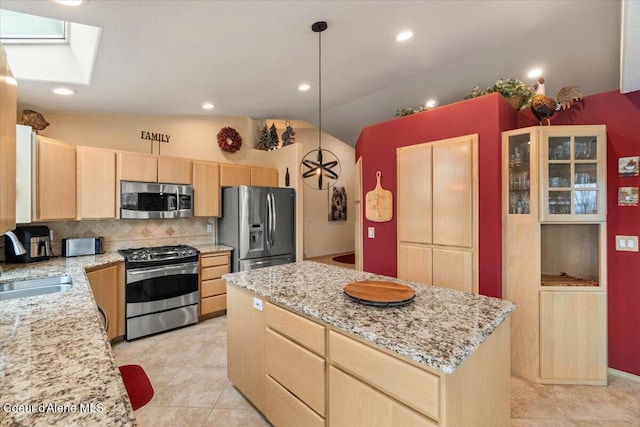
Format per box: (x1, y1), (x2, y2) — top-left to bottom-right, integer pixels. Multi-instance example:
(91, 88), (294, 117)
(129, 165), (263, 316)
(574, 136), (598, 160)
(548, 164), (571, 188)
(574, 190), (598, 214)
(548, 137), (571, 161)
(508, 133), (531, 215)
(548, 191), (571, 214)
(574, 164), (598, 188)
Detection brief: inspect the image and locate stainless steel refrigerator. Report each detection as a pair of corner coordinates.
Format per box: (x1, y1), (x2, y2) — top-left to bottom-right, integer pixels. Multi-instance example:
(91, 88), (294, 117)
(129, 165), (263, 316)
(218, 186), (296, 272)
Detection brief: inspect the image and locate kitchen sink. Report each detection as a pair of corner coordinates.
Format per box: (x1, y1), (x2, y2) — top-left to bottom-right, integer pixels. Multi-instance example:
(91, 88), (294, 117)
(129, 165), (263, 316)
(0, 275), (73, 301)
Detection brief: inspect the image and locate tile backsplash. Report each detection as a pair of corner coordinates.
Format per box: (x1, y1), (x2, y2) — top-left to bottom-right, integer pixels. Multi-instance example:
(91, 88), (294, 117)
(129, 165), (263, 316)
(1, 218), (216, 259)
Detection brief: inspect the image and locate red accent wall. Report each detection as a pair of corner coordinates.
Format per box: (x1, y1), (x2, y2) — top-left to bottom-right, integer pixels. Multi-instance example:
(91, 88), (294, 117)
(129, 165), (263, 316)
(355, 93), (517, 299)
(356, 89), (640, 377)
(518, 90), (640, 376)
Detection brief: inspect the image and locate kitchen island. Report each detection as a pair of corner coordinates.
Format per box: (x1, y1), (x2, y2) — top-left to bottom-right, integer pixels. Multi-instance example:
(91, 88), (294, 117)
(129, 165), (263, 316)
(224, 261), (515, 427)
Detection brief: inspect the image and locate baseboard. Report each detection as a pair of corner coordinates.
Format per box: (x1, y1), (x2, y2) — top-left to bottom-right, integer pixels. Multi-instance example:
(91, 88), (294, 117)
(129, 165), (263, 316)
(608, 367), (640, 383)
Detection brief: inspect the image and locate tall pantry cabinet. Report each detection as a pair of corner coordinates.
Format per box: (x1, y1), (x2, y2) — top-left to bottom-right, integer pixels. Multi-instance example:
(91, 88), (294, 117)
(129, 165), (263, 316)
(396, 134), (479, 294)
(503, 125), (607, 385)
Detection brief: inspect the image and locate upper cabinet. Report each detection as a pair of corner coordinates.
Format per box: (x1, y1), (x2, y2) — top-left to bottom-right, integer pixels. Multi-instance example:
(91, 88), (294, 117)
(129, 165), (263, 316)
(192, 161), (221, 217)
(397, 134), (478, 294)
(117, 152), (191, 184)
(0, 46), (17, 234)
(505, 125), (606, 222)
(220, 164), (279, 187)
(77, 146), (117, 219)
(35, 136), (77, 221)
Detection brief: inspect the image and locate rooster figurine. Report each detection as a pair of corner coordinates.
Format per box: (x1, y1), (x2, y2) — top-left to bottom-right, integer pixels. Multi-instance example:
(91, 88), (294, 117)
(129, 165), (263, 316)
(530, 77), (582, 125)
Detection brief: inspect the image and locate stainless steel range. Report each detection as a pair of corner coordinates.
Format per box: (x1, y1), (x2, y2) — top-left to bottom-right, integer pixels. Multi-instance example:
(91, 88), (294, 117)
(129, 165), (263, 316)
(119, 245), (199, 340)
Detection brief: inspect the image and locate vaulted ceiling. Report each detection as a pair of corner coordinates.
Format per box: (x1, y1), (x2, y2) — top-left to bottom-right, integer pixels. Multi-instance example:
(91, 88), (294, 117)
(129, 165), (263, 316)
(1, 0), (629, 146)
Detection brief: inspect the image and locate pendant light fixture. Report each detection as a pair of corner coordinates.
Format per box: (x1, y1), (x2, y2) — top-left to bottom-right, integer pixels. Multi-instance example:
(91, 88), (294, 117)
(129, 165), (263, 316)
(301, 21), (340, 190)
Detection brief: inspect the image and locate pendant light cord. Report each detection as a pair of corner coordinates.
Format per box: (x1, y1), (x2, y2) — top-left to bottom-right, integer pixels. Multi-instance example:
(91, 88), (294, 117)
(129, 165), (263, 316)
(318, 28), (322, 151)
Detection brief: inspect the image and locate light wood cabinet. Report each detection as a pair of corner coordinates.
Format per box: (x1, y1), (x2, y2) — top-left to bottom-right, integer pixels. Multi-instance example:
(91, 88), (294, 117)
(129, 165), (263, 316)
(200, 252), (229, 316)
(117, 152), (158, 183)
(502, 126), (607, 385)
(265, 302), (326, 423)
(86, 263), (124, 341)
(539, 291), (607, 383)
(0, 46), (16, 234)
(35, 136), (77, 221)
(77, 146), (116, 219)
(117, 152), (191, 184)
(250, 167), (278, 187)
(220, 164), (278, 187)
(227, 282), (511, 427)
(192, 161), (220, 217)
(220, 164), (251, 187)
(397, 134), (478, 294)
(227, 285), (266, 414)
(157, 156), (191, 184)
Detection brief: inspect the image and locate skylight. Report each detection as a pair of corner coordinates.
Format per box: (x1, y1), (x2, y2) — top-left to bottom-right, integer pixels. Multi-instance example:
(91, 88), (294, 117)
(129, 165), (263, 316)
(0, 9), (67, 42)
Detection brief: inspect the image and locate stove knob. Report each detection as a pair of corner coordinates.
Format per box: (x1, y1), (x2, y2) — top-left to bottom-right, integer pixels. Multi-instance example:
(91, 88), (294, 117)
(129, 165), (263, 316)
(132, 255), (138, 260)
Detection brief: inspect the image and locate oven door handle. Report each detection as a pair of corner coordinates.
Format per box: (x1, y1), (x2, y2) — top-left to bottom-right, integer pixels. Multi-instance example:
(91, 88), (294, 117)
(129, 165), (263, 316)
(126, 262), (199, 282)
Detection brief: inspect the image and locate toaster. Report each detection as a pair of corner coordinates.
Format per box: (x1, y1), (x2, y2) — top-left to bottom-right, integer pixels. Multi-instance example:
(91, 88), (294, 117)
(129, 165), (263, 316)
(62, 237), (105, 257)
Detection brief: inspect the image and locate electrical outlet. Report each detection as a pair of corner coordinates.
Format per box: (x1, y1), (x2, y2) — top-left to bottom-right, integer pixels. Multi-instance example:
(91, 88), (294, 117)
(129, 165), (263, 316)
(615, 235), (639, 252)
(368, 227), (375, 238)
(207, 224), (213, 233)
(253, 297), (264, 311)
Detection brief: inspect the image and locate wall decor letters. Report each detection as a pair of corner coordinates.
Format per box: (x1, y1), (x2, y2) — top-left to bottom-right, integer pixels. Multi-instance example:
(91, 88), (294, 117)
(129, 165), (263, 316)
(140, 130), (171, 143)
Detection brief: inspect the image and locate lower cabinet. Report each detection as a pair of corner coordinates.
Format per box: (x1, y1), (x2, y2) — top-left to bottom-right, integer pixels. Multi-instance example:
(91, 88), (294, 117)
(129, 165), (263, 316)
(226, 283), (511, 427)
(226, 285), (266, 413)
(539, 291), (607, 383)
(199, 252), (229, 316)
(86, 263), (124, 341)
(329, 366), (437, 427)
(398, 243), (473, 293)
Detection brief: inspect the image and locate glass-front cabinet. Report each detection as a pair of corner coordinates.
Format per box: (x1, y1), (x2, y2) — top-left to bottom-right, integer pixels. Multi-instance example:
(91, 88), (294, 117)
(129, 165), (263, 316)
(503, 125), (606, 222)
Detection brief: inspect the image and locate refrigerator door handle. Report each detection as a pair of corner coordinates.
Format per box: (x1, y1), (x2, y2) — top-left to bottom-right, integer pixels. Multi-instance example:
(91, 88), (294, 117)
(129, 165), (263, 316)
(265, 192), (273, 250)
(270, 191), (277, 246)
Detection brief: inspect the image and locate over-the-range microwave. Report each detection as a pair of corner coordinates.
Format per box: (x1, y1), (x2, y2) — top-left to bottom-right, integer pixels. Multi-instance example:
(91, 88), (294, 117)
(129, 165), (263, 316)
(120, 181), (193, 219)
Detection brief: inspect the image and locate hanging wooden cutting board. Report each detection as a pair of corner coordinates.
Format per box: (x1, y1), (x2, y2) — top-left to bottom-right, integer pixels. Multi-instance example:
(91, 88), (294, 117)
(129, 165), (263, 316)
(365, 171), (393, 222)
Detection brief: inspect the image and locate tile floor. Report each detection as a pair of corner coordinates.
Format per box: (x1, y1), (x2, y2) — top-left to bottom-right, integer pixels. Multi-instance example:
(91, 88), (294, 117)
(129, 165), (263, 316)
(112, 254), (640, 426)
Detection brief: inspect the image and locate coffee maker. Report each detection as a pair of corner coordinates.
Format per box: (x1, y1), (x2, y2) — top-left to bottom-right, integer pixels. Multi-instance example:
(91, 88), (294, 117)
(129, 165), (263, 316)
(5, 225), (53, 263)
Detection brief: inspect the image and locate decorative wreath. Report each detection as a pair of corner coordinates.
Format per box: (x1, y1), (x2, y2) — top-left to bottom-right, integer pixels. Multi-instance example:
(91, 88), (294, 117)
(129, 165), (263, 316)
(217, 127), (242, 153)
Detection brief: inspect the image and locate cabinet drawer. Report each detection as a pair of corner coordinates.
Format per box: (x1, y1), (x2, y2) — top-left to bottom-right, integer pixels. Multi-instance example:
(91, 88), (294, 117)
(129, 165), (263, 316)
(266, 328), (325, 416)
(201, 294), (226, 315)
(329, 366), (437, 427)
(201, 264), (228, 281)
(266, 302), (325, 356)
(329, 330), (440, 420)
(266, 375), (324, 427)
(201, 278), (226, 298)
(201, 254), (229, 268)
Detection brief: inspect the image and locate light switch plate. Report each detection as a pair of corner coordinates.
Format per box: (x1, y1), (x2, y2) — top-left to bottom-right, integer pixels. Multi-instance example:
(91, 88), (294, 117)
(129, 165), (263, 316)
(368, 227), (375, 238)
(253, 297), (264, 311)
(615, 235), (639, 252)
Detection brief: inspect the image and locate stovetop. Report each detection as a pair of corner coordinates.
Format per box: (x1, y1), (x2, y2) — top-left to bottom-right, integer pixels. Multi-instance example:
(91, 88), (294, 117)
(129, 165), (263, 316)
(119, 245), (199, 264)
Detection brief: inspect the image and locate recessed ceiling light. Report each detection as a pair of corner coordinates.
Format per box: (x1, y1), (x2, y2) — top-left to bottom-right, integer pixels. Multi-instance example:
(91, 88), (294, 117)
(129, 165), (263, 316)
(51, 87), (75, 95)
(528, 68), (543, 78)
(54, 0), (85, 5)
(298, 83), (311, 91)
(396, 31), (413, 42)
(425, 99), (437, 108)
(202, 103), (215, 110)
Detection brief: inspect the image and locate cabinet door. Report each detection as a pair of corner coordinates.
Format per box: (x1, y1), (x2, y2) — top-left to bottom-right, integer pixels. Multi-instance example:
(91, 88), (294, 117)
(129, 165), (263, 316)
(0, 47), (16, 234)
(432, 137), (474, 248)
(118, 152), (157, 182)
(220, 164), (251, 187)
(158, 156), (191, 184)
(36, 137), (76, 220)
(192, 161), (220, 217)
(432, 248), (472, 293)
(329, 366), (437, 427)
(397, 243), (432, 285)
(397, 144), (432, 244)
(251, 167), (278, 187)
(540, 291), (607, 383)
(227, 285), (266, 413)
(86, 264), (119, 341)
(77, 146), (116, 219)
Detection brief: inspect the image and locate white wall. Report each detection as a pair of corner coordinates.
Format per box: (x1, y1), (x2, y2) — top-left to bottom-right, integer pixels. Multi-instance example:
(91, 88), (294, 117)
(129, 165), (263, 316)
(32, 112), (354, 258)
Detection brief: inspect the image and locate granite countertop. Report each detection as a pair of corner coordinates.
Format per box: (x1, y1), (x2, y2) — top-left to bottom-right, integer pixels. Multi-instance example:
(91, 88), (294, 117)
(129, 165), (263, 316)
(224, 260), (515, 374)
(0, 252), (136, 427)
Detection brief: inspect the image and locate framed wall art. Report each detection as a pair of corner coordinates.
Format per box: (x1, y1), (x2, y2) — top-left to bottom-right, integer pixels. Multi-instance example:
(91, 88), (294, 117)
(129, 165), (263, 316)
(329, 186), (347, 221)
(618, 156), (639, 177)
(618, 187), (639, 206)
